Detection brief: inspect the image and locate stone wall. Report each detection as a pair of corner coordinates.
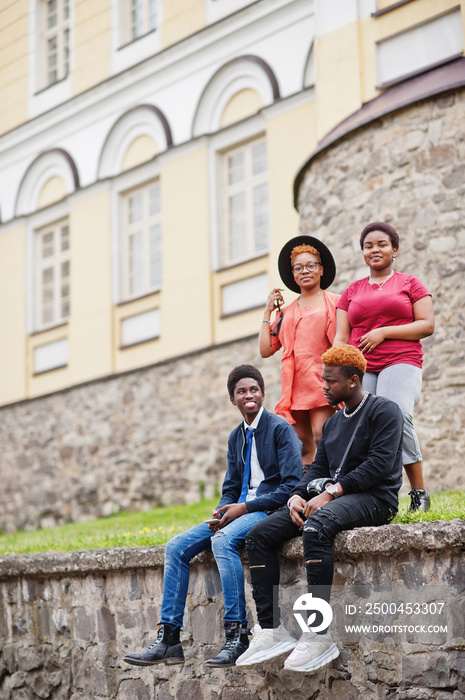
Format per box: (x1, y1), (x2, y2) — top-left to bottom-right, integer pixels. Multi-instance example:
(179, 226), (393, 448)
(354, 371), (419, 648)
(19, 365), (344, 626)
(0, 520), (463, 700)
(296, 87), (465, 495)
(0, 338), (282, 532)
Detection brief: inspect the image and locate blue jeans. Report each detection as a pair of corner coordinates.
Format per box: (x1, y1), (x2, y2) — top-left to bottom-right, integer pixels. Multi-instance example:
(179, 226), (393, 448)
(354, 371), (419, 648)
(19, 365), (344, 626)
(160, 511), (268, 628)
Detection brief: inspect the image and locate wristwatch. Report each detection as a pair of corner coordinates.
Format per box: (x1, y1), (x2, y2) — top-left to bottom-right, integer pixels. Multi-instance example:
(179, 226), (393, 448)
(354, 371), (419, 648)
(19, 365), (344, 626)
(325, 483), (339, 499)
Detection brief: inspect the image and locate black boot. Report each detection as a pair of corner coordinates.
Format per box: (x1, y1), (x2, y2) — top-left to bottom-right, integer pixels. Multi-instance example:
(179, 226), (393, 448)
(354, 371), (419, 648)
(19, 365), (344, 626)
(206, 621), (249, 667)
(124, 623), (184, 666)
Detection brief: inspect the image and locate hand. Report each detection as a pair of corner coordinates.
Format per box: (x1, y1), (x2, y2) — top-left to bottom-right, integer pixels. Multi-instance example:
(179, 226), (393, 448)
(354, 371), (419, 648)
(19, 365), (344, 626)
(358, 328), (386, 354)
(302, 492), (332, 518)
(264, 288), (284, 315)
(289, 496), (308, 527)
(210, 503), (248, 531)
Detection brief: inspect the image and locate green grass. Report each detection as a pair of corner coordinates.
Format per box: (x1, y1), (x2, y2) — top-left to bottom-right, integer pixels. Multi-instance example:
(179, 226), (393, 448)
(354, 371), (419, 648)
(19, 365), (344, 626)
(0, 499), (218, 556)
(0, 491), (463, 557)
(393, 490), (465, 524)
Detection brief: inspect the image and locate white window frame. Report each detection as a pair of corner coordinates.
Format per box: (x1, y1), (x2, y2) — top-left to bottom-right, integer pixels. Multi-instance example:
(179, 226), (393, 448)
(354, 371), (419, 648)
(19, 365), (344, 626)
(34, 217), (70, 331)
(120, 0), (158, 45)
(217, 135), (270, 268)
(40, 0), (70, 89)
(119, 179), (162, 302)
(209, 116), (270, 271)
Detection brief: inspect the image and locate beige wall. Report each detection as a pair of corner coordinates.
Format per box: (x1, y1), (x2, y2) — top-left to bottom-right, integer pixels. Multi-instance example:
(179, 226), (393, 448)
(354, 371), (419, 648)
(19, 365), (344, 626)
(67, 189), (113, 382)
(266, 99), (316, 255)
(157, 145), (212, 352)
(37, 176), (69, 209)
(72, 0), (111, 96)
(122, 135), (159, 171)
(160, 0), (204, 49)
(0, 225), (27, 404)
(0, 0), (28, 135)
(220, 89), (265, 129)
(314, 22), (362, 140)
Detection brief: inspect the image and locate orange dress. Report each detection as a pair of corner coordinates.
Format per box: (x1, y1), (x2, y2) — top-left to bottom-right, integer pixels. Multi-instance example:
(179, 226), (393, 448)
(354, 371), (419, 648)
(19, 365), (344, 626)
(270, 291), (340, 424)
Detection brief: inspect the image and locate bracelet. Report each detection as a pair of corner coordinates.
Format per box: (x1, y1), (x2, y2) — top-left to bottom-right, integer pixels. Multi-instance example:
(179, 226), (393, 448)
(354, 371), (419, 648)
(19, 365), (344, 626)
(262, 319), (271, 323)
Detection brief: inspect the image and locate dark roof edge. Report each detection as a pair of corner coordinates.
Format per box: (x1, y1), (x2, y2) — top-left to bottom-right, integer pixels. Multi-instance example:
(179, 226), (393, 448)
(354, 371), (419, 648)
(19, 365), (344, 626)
(293, 56), (465, 209)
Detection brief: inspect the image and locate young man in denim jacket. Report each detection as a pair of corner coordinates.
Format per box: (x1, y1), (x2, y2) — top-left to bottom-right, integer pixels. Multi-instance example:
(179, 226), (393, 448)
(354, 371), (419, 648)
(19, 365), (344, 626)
(124, 364), (302, 668)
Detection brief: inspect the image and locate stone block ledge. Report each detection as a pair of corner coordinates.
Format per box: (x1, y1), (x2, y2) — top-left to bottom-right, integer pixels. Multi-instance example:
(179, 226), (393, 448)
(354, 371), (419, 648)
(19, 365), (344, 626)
(0, 519), (463, 580)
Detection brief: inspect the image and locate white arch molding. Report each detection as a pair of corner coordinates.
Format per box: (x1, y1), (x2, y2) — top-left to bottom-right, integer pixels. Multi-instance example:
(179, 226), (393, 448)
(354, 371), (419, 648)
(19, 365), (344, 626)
(303, 42), (315, 89)
(98, 105), (173, 179)
(15, 149), (79, 218)
(192, 55), (280, 138)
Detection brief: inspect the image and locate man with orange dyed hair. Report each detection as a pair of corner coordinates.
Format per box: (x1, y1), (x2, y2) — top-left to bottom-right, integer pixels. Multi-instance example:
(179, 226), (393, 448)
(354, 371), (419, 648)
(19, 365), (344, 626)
(237, 346), (403, 673)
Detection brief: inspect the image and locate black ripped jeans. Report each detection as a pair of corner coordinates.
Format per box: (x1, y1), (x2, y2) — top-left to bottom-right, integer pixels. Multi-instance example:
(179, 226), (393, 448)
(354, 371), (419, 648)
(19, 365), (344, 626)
(245, 494), (394, 629)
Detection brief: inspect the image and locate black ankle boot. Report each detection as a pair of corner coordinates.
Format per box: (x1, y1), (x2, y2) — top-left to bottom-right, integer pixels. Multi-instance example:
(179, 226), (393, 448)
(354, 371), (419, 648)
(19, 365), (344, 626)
(124, 623), (184, 666)
(206, 621), (249, 667)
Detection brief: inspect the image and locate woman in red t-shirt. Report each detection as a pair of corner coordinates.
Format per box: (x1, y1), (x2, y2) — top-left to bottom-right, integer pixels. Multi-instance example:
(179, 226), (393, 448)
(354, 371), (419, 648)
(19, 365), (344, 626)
(334, 222), (435, 512)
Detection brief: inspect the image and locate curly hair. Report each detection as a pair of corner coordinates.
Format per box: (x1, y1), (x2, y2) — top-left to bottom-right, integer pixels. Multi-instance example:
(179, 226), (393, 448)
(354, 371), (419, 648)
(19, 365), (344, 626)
(360, 222), (400, 250)
(321, 345), (367, 381)
(227, 364), (265, 397)
(290, 244), (321, 264)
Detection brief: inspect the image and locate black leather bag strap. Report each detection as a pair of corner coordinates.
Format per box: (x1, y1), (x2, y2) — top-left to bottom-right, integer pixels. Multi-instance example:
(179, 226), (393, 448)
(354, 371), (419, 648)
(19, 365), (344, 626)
(334, 394), (373, 481)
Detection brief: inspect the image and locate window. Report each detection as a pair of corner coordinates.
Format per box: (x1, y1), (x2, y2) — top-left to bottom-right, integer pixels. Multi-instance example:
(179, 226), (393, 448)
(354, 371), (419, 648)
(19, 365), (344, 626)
(220, 138), (269, 267)
(42, 0), (70, 87)
(376, 9), (463, 87)
(121, 182), (162, 299)
(221, 273), (268, 317)
(34, 338), (69, 373)
(35, 219), (70, 330)
(121, 308), (161, 347)
(123, 0), (158, 43)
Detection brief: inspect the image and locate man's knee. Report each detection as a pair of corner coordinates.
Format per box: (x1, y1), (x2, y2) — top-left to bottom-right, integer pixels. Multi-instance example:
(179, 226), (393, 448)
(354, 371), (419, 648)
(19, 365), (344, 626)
(165, 534), (179, 559)
(303, 510), (338, 548)
(211, 529), (236, 556)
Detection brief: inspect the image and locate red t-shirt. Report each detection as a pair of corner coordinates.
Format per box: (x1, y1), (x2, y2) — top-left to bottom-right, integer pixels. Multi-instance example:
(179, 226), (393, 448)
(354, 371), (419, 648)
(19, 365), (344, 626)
(337, 272), (431, 372)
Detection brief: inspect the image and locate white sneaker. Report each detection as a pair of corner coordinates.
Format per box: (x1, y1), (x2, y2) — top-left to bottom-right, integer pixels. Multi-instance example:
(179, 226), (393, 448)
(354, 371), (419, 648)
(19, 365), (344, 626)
(236, 624), (297, 666)
(284, 631), (339, 672)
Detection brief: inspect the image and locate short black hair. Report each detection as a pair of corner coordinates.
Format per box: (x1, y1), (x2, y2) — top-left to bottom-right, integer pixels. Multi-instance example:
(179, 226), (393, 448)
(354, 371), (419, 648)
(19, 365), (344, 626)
(338, 365), (364, 382)
(227, 365), (265, 397)
(360, 221), (400, 250)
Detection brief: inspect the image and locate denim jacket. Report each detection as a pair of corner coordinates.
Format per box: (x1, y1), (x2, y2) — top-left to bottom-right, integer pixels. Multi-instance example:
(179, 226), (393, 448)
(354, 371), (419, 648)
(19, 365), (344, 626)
(217, 408), (302, 513)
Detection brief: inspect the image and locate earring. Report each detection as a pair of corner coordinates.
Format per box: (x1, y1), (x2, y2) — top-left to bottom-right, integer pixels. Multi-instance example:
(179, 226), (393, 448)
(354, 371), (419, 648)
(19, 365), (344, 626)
(393, 256), (396, 260)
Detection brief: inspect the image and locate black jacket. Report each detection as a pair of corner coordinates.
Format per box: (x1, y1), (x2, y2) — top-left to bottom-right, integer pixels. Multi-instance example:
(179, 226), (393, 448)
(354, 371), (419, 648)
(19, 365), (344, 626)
(292, 395), (403, 511)
(217, 408), (302, 513)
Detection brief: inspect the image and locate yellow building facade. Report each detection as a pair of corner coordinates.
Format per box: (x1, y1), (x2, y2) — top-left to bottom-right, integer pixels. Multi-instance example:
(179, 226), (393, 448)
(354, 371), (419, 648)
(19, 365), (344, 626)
(0, 0), (463, 405)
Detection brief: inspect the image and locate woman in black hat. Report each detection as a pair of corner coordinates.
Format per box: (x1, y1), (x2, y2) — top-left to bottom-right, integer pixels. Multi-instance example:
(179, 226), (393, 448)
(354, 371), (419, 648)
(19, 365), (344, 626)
(259, 236), (339, 465)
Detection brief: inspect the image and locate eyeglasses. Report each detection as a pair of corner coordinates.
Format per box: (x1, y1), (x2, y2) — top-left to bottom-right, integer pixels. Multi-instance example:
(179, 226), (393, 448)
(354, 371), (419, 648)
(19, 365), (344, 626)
(292, 262), (321, 274)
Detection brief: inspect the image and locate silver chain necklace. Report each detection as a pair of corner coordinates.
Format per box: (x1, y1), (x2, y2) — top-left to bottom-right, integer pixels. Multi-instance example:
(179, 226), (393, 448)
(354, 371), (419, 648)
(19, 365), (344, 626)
(343, 391), (369, 418)
(368, 270), (394, 290)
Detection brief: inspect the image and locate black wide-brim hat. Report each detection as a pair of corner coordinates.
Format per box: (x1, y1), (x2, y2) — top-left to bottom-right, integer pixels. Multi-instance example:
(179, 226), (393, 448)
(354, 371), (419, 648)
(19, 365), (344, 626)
(278, 235), (336, 293)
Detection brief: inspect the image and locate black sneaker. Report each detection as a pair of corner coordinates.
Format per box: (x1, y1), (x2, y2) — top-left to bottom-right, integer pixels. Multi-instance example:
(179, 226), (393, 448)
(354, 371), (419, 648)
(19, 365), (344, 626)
(408, 489), (431, 513)
(124, 623), (184, 666)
